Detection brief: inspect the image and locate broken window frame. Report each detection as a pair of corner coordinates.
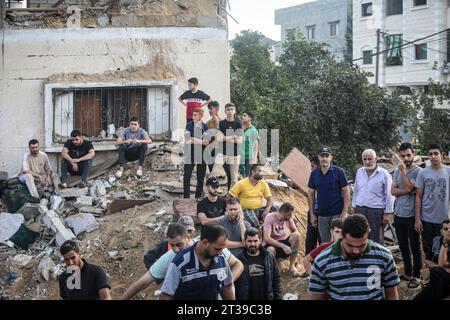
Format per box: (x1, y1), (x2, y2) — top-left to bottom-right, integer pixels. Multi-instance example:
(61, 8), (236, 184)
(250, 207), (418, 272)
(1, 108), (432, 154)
(385, 34), (403, 66)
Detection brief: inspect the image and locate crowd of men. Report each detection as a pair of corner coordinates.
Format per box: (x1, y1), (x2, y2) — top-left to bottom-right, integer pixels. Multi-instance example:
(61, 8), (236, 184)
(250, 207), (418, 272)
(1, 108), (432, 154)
(16, 77), (450, 300)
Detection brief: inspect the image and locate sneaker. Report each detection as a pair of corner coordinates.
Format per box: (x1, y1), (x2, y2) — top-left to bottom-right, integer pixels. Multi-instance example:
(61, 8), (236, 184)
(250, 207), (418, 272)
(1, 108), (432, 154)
(78, 181), (86, 188)
(30, 196), (40, 203)
(115, 170), (123, 178)
(136, 169), (143, 178)
(58, 182), (67, 189)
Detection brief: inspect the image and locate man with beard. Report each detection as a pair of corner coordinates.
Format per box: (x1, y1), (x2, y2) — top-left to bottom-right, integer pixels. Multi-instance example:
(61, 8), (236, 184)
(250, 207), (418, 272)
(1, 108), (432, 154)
(308, 146), (350, 243)
(160, 224), (235, 300)
(59, 130), (95, 189)
(352, 149), (394, 244)
(235, 228), (282, 300)
(229, 164), (274, 228)
(391, 142), (422, 288)
(58, 240), (111, 300)
(197, 177), (227, 226)
(217, 198), (251, 256)
(309, 214), (400, 300)
(19, 139), (53, 202)
(415, 144), (450, 268)
(263, 202), (302, 277)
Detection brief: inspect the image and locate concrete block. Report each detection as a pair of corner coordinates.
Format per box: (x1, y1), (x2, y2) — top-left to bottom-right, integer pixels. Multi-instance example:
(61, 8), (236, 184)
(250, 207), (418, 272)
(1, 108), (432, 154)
(50, 195), (64, 211)
(42, 210), (75, 246)
(79, 206), (105, 215)
(37, 255), (55, 281)
(57, 187), (88, 199)
(74, 196), (93, 208)
(65, 213), (99, 236)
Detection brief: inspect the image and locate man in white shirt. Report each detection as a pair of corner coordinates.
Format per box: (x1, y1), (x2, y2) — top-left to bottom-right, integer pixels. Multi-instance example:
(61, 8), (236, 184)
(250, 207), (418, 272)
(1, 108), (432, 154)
(19, 139), (53, 202)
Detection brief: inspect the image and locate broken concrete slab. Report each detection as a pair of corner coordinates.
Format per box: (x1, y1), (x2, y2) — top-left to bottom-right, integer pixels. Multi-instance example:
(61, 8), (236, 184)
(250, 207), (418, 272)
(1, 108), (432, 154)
(74, 196), (93, 208)
(8, 254), (33, 269)
(0, 212), (24, 243)
(50, 195), (64, 211)
(37, 255), (55, 281)
(57, 187), (88, 199)
(279, 148), (311, 195)
(112, 191), (129, 199)
(17, 203), (41, 221)
(107, 198), (155, 215)
(42, 210), (76, 246)
(90, 180), (107, 199)
(79, 206), (105, 216)
(160, 181), (184, 194)
(65, 213), (99, 236)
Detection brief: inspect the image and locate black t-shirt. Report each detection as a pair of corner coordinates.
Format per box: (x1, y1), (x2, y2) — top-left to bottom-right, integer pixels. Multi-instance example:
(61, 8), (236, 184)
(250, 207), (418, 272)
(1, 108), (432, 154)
(197, 197), (227, 219)
(179, 90), (210, 120)
(63, 139), (94, 159)
(184, 121), (210, 164)
(218, 119), (242, 156)
(59, 259), (110, 300)
(247, 254), (266, 300)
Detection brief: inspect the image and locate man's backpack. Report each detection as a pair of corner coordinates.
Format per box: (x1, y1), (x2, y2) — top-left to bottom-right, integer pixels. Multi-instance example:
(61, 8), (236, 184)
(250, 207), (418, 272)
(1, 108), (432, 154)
(143, 239), (171, 270)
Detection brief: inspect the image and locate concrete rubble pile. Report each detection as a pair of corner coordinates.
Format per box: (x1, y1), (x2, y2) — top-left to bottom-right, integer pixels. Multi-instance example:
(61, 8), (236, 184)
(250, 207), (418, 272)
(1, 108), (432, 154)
(0, 142), (185, 299)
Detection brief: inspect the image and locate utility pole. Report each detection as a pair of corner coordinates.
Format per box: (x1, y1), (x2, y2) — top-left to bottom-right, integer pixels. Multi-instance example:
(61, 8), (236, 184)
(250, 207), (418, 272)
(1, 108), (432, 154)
(375, 28), (381, 86)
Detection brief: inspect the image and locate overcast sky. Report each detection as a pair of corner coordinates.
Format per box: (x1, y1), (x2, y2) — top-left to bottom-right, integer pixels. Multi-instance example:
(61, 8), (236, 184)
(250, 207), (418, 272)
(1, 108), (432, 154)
(227, 0), (314, 41)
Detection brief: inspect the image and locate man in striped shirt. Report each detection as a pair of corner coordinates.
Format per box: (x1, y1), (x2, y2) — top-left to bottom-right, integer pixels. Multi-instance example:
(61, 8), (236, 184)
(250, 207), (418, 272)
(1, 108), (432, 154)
(308, 214), (400, 300)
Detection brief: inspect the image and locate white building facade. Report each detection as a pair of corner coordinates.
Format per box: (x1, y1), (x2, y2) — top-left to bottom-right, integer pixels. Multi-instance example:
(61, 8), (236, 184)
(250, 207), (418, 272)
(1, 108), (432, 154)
(353, 0), (449, 90)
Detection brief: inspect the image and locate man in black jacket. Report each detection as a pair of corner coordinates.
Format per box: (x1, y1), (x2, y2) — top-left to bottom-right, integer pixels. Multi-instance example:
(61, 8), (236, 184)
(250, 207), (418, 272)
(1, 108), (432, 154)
(235, 227), (282, 300)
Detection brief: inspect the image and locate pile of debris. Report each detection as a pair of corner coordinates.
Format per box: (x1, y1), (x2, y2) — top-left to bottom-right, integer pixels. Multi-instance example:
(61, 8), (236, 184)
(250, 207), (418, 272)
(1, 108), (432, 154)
(0, 142), (188, 299)
(4, 0), (226, 29)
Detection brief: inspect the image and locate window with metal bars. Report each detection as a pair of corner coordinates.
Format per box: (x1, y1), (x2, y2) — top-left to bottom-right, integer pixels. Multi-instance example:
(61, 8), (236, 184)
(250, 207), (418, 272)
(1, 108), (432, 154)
(52, 86), (170, 142)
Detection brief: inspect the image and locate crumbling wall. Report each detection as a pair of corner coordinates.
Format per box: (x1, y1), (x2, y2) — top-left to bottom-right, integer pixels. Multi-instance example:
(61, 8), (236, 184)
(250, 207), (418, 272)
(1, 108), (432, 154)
(5, 0), (227, 29)
(0, 26), (230, 176)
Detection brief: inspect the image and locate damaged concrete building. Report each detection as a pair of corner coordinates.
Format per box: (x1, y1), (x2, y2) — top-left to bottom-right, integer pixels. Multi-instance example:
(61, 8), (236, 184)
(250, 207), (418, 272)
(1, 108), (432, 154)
(0, 0), (230, 177)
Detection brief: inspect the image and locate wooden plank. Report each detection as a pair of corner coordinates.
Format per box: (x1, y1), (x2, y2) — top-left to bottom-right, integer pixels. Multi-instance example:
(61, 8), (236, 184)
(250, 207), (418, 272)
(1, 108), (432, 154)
(279, 148), (311, 195)
(107, 198), (154, 215)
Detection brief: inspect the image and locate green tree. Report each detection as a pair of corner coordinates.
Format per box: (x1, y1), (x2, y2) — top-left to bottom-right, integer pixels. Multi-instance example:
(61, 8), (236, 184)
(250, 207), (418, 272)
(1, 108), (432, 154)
(410, 81), (450, 153)
(230, 30), (412, 174)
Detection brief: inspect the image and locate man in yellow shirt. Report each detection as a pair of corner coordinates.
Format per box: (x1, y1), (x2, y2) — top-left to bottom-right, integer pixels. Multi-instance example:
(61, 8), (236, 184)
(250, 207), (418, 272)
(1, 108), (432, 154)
(229, 164), (274, 228)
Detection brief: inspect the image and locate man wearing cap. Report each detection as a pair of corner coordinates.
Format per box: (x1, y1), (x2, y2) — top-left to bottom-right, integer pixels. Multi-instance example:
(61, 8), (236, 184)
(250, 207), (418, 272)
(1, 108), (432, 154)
(143, 216), (196, 270)
(197, 177), (227, 226)
(308, 146), (350, 243)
